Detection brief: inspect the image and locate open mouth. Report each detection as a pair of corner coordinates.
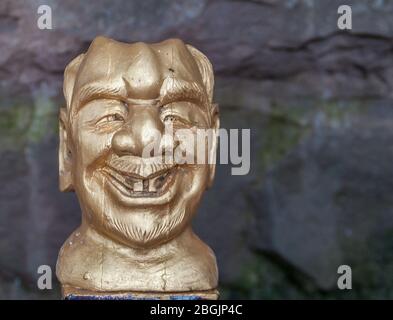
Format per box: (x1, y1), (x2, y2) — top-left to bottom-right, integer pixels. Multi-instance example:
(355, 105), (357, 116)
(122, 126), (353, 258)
(101, 166), (176, 198)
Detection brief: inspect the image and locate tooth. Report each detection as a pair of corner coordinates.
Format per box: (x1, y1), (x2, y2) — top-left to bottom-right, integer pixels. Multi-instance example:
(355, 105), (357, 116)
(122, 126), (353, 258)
(133, 180), (143, 192)
(125, 177), (135, 190)
(143, 179), (149, 192)
(149, 177), (157, 192)
(155, 175), (165, 190)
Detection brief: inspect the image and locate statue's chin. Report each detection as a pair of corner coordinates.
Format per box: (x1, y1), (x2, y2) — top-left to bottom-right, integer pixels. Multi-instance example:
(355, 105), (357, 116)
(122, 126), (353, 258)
(83, 198), (189, 249)
(101, 225), (187, 249)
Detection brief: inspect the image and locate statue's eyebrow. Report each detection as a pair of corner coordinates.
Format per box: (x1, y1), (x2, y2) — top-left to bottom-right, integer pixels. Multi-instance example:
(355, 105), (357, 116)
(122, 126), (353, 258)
(74, 81), (126, 112)
(72, 78), (208, 115)
(159, 77), (207, 107)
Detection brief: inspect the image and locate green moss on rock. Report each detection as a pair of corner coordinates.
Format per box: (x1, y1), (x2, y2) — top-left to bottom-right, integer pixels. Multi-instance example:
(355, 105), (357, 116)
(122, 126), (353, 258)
(259, 102), (310, 172)
(0, 96), (59, 150)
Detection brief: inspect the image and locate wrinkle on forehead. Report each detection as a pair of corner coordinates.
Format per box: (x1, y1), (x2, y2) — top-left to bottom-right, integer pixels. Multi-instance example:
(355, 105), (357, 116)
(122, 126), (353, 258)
(72, 37), (205, 104)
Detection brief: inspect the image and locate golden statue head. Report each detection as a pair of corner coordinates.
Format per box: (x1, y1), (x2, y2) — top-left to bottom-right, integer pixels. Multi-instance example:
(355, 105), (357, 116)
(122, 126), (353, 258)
(57, 37), (219, 298)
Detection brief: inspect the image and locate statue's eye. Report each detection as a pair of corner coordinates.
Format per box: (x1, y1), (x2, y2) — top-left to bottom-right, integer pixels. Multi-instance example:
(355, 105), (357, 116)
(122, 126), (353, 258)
(162, 114), (191, 127)
(163, 115), (178, 123)
(96, 113), (124, 125)
(160, 102), (205, 127)
(162, 113), (197, 128)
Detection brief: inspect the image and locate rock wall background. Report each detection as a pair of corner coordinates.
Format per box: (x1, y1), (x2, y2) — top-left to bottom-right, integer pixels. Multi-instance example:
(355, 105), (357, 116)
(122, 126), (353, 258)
(1, 0), (393, 299)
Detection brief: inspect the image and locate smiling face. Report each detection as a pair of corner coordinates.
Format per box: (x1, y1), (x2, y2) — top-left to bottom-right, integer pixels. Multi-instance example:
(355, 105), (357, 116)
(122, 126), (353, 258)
(59, 37), (218, 248)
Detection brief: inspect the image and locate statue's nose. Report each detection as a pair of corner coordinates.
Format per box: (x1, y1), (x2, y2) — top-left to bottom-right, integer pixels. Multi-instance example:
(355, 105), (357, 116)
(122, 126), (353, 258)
(111, 106), (164, 157)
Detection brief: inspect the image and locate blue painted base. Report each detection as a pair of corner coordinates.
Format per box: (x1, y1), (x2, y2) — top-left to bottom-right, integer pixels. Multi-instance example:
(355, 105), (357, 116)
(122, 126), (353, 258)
(65, 294), (204, 300)
(62, 286), (219, 300)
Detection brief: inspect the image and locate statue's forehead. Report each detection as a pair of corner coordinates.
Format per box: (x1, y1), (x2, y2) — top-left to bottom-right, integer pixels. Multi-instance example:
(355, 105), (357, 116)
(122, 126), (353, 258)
(74, 37), (203, 100)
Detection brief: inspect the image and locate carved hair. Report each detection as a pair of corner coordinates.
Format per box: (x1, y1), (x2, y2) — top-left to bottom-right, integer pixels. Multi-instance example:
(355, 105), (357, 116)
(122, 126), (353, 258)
(63, 42), (215, 116)
(186, 44), (214, 104)
(63, 53), (85, 112)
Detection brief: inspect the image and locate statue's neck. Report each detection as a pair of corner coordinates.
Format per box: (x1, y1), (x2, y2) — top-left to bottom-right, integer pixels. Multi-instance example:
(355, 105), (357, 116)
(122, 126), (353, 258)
(82, 223), (194, 264)
(57, 222), (218, 293)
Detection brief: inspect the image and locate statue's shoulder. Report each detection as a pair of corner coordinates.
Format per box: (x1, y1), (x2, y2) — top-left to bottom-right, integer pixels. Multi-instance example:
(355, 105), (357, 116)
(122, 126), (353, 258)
(164, 232), (218, 291)
(56, 228), (105, 291)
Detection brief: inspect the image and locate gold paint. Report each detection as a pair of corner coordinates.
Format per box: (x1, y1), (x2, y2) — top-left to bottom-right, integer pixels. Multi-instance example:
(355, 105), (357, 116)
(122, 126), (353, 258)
(57, 37), (219, 298)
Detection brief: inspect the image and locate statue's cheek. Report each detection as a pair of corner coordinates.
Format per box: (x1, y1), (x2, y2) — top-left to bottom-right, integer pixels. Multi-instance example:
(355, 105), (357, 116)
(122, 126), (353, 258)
(74, 128), (114, 170)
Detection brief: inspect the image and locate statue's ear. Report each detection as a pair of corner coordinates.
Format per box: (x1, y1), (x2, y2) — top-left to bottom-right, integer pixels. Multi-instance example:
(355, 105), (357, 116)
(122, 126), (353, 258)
(207, 103), (219, 188)
(186, 45), (214, 103)
(64, 53), (85, 110)
(59, 53), (84, 192)
(59, 108), (73, 192)
(187, 45), (218, 188)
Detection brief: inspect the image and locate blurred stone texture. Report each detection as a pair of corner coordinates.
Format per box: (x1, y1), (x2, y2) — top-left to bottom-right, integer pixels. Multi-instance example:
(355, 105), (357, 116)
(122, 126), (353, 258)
(0, 0), (393, 298)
